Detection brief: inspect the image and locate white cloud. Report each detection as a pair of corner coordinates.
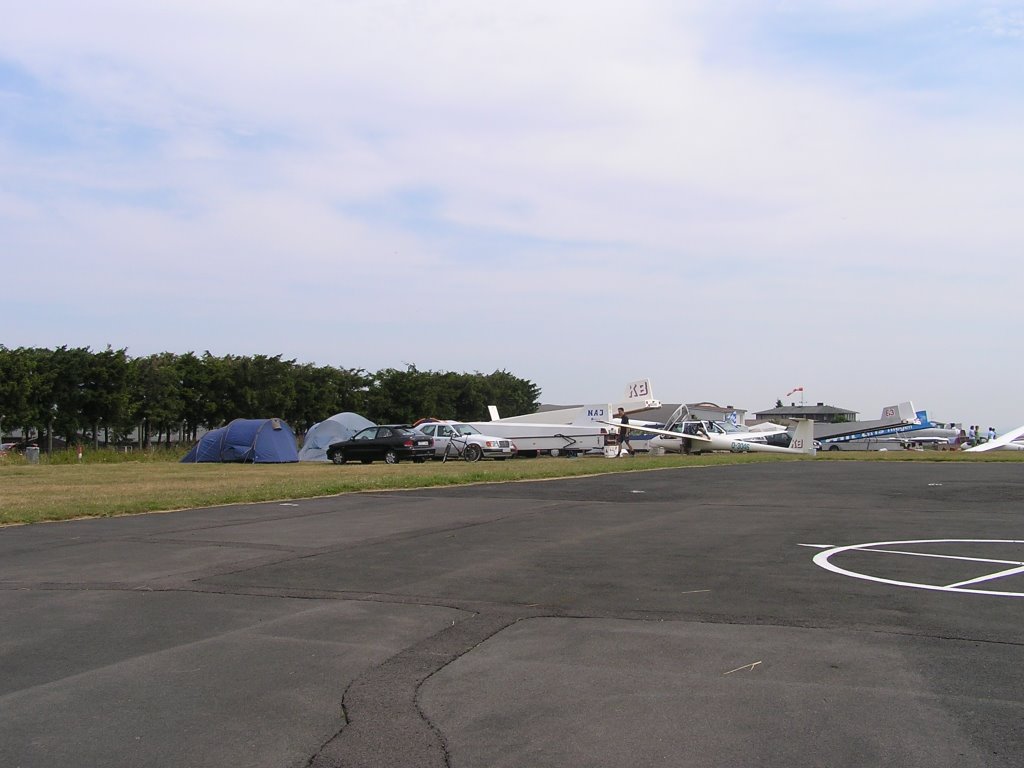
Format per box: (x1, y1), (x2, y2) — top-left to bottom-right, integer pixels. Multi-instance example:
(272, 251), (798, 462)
(2, 1), (1023, 428)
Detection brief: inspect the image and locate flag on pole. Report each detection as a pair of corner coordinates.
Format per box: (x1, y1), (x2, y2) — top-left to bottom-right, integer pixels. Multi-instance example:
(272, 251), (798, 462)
(786, 386), (804, 397)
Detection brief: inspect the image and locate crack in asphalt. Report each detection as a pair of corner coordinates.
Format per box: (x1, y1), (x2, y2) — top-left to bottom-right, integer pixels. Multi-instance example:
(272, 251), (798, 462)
(307, 608), (539, 768)
(14, 574), (1024, 767)
(8, 467), (1024, 767)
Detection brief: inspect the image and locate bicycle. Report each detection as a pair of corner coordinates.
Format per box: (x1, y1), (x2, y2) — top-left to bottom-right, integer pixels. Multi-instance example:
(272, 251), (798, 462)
(441, 432), (483, 463)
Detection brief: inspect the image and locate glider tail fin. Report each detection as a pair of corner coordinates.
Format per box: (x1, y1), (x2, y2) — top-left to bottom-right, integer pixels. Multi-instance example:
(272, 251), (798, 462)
(791, 419), (816, 455)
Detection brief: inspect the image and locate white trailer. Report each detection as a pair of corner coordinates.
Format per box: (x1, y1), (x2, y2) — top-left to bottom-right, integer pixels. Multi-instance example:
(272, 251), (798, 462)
(470, 380), (662, 458)
(465, 414), (609, 457)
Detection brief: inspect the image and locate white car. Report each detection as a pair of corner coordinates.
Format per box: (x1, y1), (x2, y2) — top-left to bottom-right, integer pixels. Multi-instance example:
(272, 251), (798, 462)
(413, 421), (516, 461)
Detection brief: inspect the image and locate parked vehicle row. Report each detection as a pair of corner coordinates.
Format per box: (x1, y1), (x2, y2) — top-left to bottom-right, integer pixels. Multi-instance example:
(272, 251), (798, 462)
(326, 425), (433, 465)
(324, 420), (516, 465)
(413, 420), (515, 461)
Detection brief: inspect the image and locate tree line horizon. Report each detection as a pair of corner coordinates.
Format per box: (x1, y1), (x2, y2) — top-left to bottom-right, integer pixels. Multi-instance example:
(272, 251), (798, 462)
(0, 346), (541, 448)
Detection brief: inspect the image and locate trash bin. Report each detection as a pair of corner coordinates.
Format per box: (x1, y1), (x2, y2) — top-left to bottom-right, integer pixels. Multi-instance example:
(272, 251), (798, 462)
(24, 446), (40, 463)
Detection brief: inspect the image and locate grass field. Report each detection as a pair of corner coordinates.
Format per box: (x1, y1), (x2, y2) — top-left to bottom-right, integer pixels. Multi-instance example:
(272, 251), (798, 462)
(1, 449), (1020, 527)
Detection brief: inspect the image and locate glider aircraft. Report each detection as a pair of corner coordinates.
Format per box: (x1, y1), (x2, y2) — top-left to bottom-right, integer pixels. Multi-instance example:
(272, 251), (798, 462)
(604, 417), (817, 456)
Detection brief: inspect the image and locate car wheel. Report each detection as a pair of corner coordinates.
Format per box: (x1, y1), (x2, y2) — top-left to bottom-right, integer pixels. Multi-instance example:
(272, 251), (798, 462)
(384, 450), (399, 464)
(463, 444), (483, 462)
(330, 452), (347, 465)
(549, 448), (560, 458)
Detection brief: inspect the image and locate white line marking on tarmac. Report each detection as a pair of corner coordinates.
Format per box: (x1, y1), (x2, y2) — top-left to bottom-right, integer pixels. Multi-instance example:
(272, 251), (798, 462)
(813, 539), (1024, 597)
(798, 543), (834, 549)
(724, 661), (762, 675)
(946, 565), (1024, 589)
(854, 548), (1024, 566)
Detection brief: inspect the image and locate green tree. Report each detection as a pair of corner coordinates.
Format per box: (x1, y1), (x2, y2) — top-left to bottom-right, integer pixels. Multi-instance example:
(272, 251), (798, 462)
(364, 365), (426, 424)
(175, 352), (215, 440)
(215, 354), (298, 422)
(361, 366), (540, 424)
(34, 346), (96, 449)
(247, 354), (298, 417)
(202, 353), (235, 427)
(477, 369), (540, 419)
(291, 364), (370, 432)
(0, 346), (37, 438)
(2, 345), (542, 446)
(80, 346), (131, 447)
(129, 353), (184, 447)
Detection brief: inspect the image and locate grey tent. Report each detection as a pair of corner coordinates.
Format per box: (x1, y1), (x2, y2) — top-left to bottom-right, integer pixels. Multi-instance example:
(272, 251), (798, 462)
(298, 412), (376, 461)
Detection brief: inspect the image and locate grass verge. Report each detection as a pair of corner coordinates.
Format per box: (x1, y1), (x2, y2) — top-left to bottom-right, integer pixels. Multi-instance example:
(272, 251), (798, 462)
(1, 450), (1020, 526)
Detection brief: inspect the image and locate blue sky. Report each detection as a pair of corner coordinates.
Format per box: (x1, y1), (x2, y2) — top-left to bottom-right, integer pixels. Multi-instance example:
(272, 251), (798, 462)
(3, 1), (1022, 429)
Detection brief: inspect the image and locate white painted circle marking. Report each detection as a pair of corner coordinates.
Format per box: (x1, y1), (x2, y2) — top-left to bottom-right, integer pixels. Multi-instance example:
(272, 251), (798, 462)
(812, 539), (1024, 597)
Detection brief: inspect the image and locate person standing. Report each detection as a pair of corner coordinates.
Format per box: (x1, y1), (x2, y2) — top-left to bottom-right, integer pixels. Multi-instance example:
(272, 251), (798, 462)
(988, 426), (997, 442)
(615, 407), (632, 457)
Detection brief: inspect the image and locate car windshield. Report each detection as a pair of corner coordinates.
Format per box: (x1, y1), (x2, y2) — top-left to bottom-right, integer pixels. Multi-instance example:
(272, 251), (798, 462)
(452, 424), (481, 436)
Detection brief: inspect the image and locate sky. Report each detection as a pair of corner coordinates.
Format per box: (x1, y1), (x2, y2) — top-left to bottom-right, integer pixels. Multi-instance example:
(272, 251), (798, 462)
(3, 1), (1023, 429)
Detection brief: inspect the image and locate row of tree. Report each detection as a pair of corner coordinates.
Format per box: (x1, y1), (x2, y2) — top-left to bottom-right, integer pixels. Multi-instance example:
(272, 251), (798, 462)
(0, 346), (541, 449)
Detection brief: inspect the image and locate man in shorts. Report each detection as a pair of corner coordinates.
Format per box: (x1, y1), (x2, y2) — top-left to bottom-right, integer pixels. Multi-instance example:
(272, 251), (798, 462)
(615, 407), (633, 457)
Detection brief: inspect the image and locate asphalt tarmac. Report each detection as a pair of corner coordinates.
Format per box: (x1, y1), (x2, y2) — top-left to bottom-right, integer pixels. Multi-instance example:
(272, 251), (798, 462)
(2, 461), (1023, 767)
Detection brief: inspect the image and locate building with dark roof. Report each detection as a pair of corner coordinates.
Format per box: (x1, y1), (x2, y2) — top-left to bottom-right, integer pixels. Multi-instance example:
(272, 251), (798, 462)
(753, 403), (858, 424)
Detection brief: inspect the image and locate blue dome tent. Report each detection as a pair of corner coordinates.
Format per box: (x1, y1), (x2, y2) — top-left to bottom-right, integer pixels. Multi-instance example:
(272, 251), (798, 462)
(181, 418), (299, 463)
